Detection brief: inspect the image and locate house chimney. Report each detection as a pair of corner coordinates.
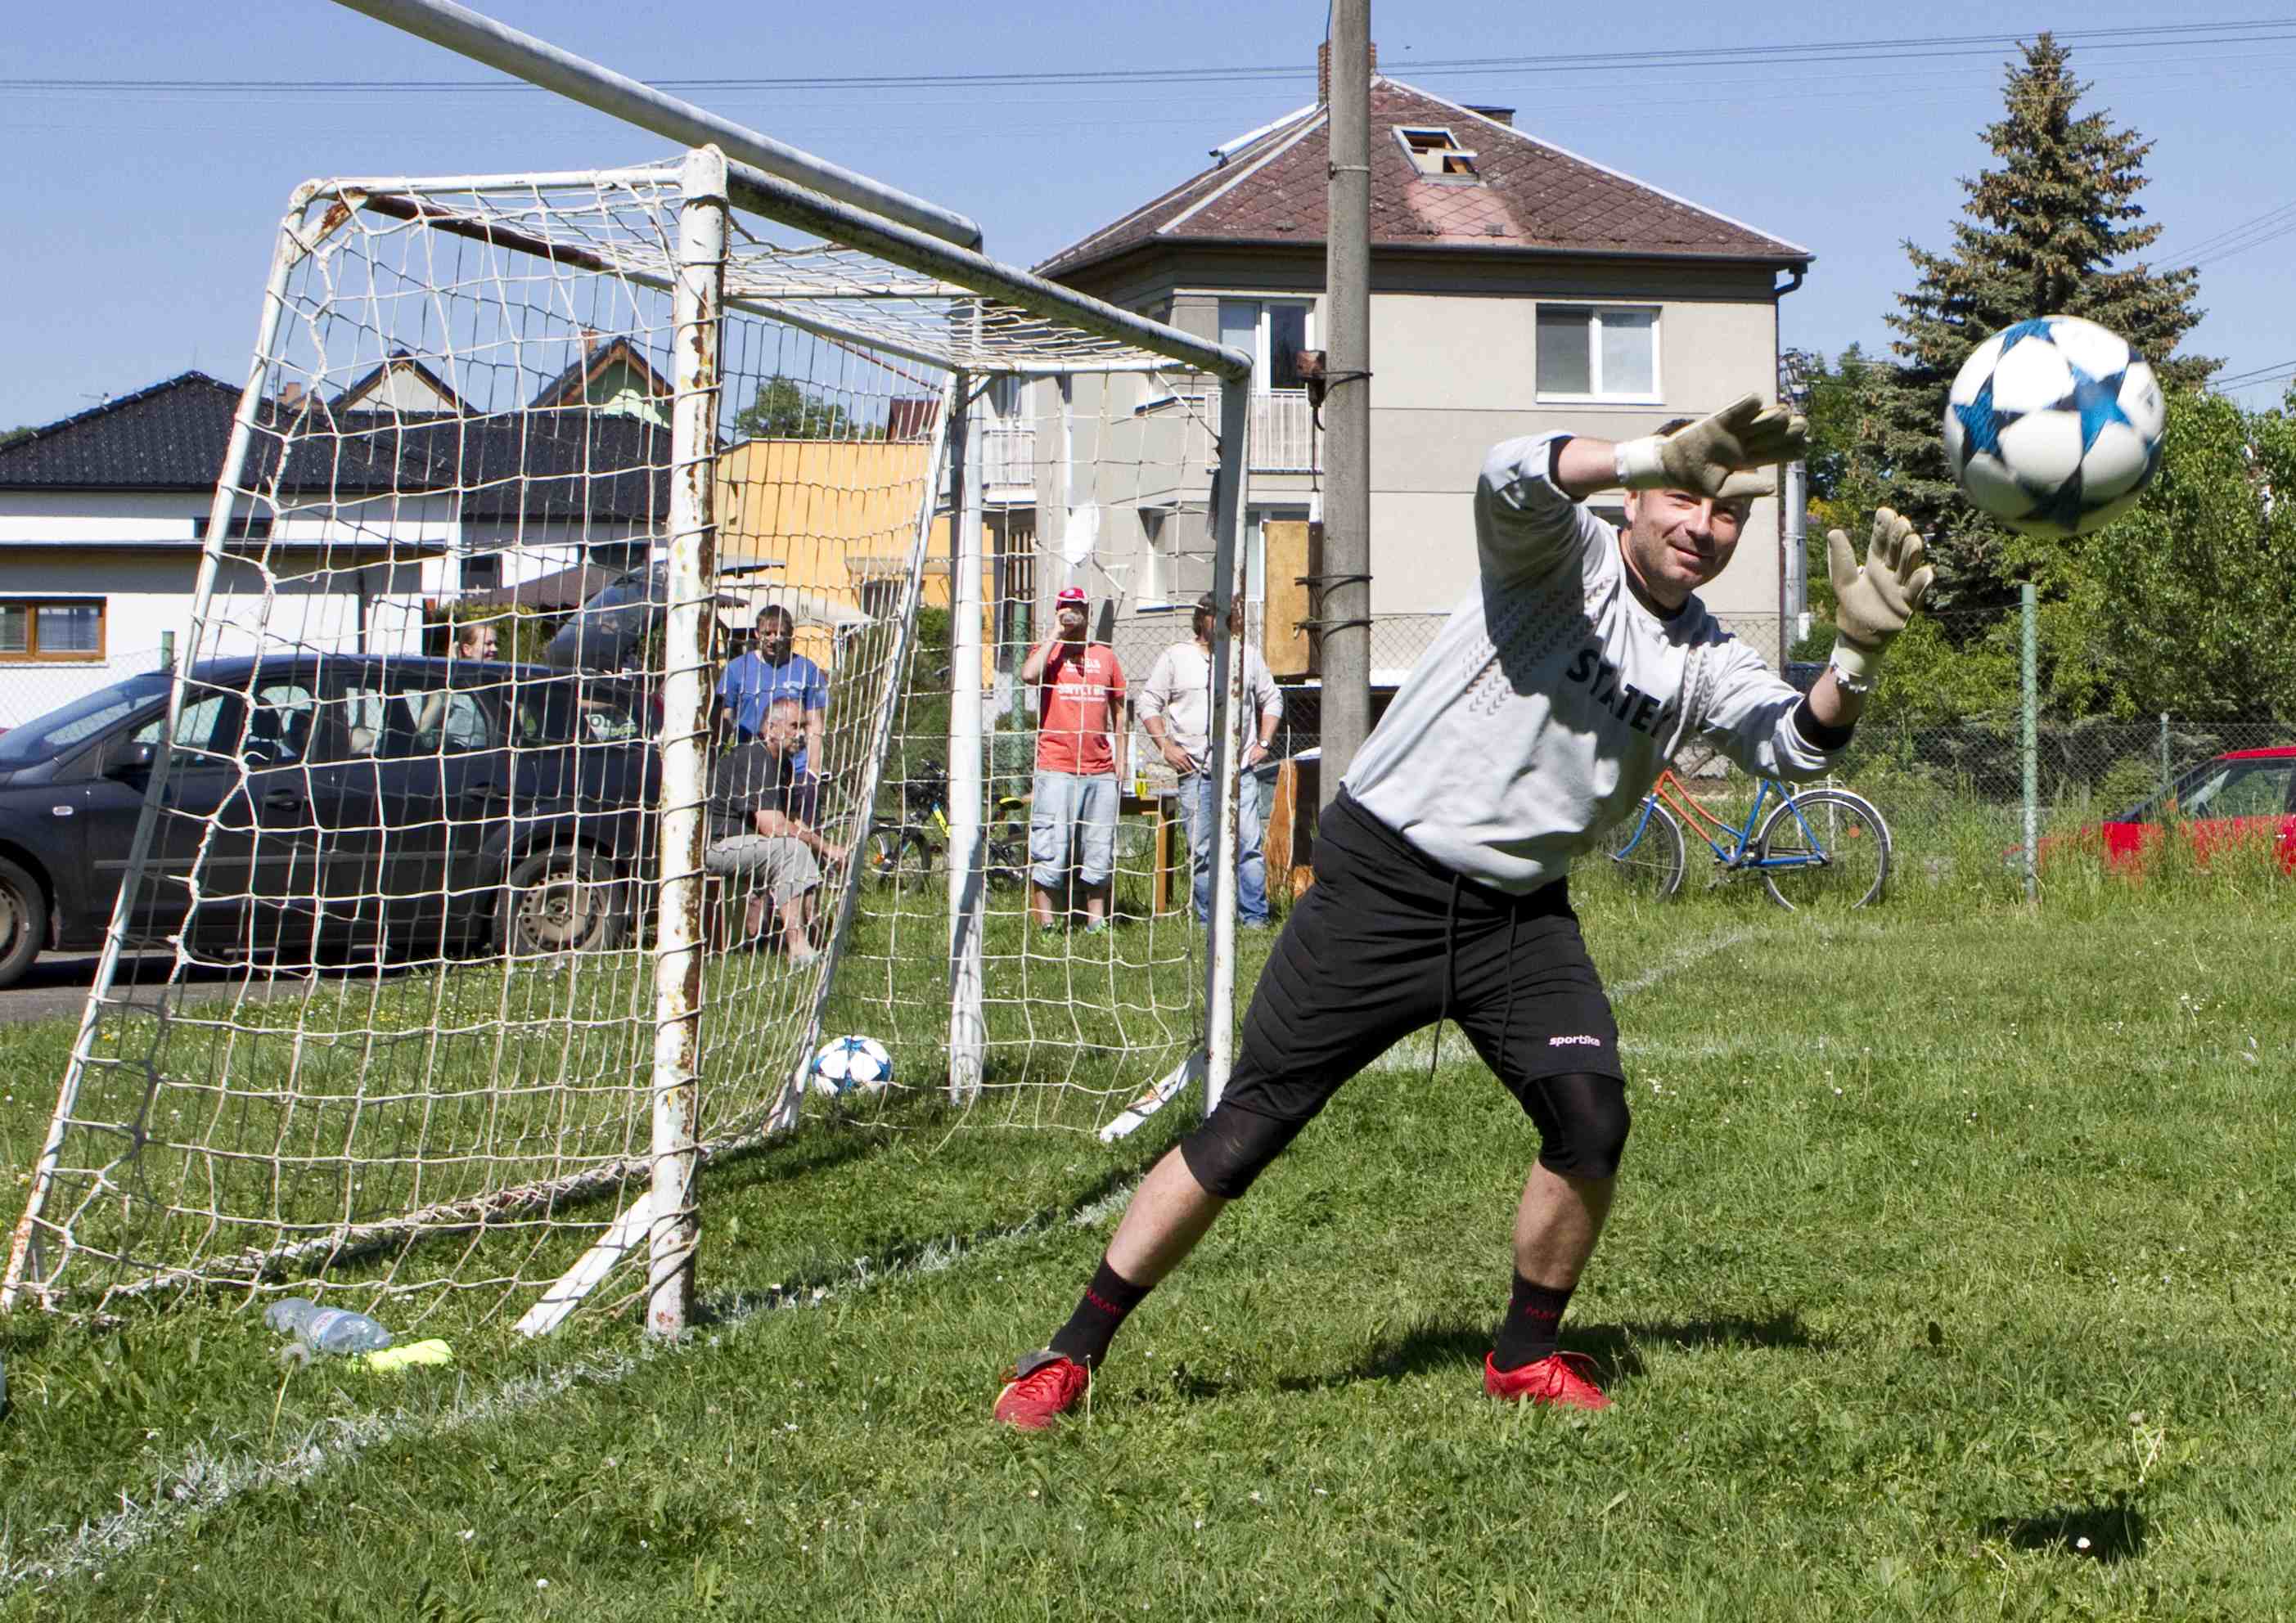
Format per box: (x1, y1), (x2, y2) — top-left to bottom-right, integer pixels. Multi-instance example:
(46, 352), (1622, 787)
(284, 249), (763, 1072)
(277, 380), (304, 408)
(1317, 39), (1376, 104)
(1466, 104), (1515, 128)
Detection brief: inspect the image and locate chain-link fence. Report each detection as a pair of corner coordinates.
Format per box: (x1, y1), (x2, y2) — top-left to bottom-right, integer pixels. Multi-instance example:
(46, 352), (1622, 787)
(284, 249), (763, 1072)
(1251, 600), (2291, 901)
(0, 646), (173, 731)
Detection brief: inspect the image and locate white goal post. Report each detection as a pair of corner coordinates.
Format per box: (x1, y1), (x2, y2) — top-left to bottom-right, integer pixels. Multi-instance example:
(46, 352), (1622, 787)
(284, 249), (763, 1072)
(2, 141), (1254, 1337)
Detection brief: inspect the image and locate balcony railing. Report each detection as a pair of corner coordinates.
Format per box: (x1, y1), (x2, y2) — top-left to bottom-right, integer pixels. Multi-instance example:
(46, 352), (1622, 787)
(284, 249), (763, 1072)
(1251, 389), (1320, 473)
(1164, 390), (1321, 474)
(980, 423), (1034, 489)
(943, 393), (1313, 504)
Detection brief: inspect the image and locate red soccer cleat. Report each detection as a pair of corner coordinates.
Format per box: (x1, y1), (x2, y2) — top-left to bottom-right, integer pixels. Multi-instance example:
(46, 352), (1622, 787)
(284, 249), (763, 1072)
(1483, 1351), (1611, 1410)
(993, 1350), (1090, 1430)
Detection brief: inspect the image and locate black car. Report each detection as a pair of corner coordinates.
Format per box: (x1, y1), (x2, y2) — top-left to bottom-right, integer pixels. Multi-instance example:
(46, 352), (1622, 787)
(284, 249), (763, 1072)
(0, 655), (660, 987)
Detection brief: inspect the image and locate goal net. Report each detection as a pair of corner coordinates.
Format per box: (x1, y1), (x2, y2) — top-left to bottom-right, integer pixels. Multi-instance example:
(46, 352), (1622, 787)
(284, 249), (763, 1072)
(3, 148), (1254, 1330)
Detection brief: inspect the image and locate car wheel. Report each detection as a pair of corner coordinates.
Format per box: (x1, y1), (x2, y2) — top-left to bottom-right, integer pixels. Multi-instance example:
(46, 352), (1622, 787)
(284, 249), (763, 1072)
(0, 856), (47, 990)
(493, 847), (630, 959)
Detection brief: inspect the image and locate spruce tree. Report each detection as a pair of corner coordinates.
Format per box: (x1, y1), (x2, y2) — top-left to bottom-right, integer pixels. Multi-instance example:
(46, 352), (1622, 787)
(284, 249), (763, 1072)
(1872, 33), (2213, 615)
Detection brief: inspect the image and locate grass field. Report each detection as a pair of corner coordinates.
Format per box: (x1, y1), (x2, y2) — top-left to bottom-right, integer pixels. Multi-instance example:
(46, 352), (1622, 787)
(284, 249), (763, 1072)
(1, 864), (2293, 1620)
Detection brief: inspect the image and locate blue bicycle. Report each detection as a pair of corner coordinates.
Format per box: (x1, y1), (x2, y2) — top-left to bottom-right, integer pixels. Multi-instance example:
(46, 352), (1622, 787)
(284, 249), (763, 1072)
(1596, 767), (1892, 911)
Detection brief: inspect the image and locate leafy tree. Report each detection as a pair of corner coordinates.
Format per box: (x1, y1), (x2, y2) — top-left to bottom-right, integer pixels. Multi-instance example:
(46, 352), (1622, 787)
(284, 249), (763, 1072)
(1809, 389), (2296, 729)
(2048, 390), (2296, 722)
(732, 376), (857, 440)
(1869, 33), (2213, 616)
(0, 427), (29, 449)
(1799, 344), (1892, 510)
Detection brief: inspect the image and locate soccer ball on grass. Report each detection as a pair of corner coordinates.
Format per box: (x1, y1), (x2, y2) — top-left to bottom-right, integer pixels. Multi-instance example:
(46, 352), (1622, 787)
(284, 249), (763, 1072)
(808, 1034), (895, 1099)
(1943, 315), (2165, 537)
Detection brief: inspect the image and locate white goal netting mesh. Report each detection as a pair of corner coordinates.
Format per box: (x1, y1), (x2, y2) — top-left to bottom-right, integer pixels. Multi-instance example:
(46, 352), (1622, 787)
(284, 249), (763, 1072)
(828, 370), (1245, 1132)
(7, 157), (1246, 1324)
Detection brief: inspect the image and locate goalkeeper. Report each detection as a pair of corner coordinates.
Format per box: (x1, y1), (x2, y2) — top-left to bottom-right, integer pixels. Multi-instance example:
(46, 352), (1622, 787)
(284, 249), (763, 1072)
(994, 397), (1934, 1427)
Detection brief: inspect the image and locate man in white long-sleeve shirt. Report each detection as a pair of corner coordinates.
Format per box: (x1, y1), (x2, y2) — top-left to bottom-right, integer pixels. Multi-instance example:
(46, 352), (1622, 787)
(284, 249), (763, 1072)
(993, 398), (1934, 1427)
(1138, 594), (1285, 928)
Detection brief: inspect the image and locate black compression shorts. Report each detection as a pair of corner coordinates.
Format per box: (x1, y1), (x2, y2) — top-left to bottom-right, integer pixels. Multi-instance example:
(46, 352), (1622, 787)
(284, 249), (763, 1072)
(1222, 790), (1623, 1128)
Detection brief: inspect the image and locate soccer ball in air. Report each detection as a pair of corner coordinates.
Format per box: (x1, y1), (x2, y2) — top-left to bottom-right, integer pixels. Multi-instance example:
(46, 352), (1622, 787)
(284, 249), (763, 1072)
(1944, 315), (2166, 537)
(808, 1035), (895, 1099)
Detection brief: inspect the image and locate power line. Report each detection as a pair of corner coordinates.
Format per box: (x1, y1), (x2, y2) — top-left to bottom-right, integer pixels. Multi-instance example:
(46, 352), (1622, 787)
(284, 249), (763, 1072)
(2212, 357), (2296, 389)
(8, 18), (2294, 95)
(2154, 197), (2296, 263)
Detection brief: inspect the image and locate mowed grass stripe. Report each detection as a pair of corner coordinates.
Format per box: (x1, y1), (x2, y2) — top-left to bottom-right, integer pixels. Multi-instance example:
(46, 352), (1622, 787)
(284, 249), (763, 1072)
(2, 889), (2294, 1620)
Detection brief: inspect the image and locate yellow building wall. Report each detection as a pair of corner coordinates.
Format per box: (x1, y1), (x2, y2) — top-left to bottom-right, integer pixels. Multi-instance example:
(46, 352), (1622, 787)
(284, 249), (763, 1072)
(715, 437), (966, 668)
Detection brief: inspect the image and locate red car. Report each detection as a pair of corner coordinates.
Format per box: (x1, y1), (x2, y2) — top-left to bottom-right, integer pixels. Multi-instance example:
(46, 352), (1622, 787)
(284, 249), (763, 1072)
(2037, 747), (2296, 875)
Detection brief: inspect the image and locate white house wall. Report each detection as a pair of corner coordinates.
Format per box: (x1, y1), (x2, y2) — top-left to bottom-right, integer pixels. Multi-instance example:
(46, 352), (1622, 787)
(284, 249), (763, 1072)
(0, 551), (420, 727)
(1052, 254), (1793, 665)
(0, 489), (212, 540)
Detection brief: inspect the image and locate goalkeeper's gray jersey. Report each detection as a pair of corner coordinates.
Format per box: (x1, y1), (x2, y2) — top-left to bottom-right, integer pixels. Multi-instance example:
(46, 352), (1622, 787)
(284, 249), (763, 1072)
(1342, 432), (1845, 895)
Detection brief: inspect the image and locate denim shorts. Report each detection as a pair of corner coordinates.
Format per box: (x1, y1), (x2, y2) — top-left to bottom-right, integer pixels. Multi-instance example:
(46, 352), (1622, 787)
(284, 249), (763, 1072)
(1029, 770), (1119, 887)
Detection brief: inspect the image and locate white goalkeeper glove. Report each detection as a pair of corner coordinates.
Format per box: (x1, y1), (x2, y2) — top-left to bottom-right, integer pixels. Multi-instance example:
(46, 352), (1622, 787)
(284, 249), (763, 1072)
(1825, 507), (1935, 691)
(1614, 393), (1808, 498)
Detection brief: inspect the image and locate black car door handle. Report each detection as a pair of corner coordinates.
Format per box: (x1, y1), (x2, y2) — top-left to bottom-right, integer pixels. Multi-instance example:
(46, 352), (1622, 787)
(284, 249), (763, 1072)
(262, 789), (304, 811)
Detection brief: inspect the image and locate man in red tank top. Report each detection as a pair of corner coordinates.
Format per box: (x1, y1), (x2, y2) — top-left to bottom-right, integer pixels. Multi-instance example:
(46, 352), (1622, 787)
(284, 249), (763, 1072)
(1020, 586), (1128, 932)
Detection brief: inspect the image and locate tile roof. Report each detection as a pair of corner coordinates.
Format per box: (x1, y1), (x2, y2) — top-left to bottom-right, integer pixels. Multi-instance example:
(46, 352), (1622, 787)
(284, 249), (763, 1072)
(528, 335), (671, 411)
(335, 352), (469, 414)
(1036, 77), (1809, 281)
(0, 371), (669, 524)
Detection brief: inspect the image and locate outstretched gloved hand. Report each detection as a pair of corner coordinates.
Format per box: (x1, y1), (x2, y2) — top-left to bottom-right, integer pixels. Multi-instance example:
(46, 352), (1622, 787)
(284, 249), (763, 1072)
(1614, 393), (1808, 497)
(1826, 506), (1935, 686)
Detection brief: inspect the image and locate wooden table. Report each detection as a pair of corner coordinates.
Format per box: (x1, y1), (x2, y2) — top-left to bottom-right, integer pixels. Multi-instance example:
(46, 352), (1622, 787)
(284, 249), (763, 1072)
(1125, 789), (1186, 915)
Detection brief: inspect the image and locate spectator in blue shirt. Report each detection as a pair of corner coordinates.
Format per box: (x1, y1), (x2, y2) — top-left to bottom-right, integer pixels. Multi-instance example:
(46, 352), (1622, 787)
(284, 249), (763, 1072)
(718, 605), (826, 773)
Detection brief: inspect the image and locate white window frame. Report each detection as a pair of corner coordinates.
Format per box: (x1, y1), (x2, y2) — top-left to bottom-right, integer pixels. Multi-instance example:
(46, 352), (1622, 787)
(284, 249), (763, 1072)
(1137, 509), (1173, 609)
(1534, 303), (1663, 405)
(1393, 125), (1479, 179)
(1215, 297), (1316, 396)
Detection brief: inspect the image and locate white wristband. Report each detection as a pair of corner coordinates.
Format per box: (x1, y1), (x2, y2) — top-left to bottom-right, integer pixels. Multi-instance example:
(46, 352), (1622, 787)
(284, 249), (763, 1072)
(1827, 642), (1880, 694)
(1614, 436), (1667, 490)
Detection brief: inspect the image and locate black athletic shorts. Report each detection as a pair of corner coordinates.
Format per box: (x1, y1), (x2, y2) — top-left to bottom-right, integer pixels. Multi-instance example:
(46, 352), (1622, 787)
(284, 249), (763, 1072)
(1226, 790), (1623, 1126)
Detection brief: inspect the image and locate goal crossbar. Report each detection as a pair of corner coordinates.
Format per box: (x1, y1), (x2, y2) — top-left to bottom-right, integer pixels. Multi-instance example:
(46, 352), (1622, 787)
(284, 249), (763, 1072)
(331, 0), (987, 249)
(309, 165), (1249, 381)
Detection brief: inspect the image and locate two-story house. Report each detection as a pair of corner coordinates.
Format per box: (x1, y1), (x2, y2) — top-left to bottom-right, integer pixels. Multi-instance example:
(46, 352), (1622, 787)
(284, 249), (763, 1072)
(1021, 65), (1812, 719)
(0, 371), (669, 726)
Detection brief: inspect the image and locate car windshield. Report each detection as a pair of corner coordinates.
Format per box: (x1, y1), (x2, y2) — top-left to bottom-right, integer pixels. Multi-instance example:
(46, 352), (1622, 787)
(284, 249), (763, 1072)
(0, 671), (173, 766)
(2121, 757), (2296, 823)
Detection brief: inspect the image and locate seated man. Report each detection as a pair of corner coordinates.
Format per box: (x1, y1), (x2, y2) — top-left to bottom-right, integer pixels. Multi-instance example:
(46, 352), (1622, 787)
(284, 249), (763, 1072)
(704, 697), (846, 963)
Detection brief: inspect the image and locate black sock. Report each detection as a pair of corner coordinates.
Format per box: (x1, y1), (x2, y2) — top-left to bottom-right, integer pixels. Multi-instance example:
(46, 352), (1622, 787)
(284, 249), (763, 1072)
(1492, 1274), (1573, 1371)
(1047, 1257), (1153, 1369)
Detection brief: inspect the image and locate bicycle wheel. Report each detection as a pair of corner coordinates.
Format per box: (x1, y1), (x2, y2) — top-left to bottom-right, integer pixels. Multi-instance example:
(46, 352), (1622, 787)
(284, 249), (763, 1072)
(984, 838), (1029, 892)
(862, 828), (935, 890)
(1591, 799), (1686, 899)
(1757, 789), (1890, 912)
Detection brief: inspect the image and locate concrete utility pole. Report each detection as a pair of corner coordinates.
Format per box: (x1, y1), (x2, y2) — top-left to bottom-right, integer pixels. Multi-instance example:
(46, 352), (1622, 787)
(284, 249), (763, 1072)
(1319, 0), (1373, 807)
(1776, 349), (1812, 669)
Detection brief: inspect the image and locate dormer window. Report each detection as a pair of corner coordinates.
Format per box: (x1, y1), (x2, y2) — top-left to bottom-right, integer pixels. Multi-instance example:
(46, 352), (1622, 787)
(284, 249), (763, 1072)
(1394, 126), (1479, 179)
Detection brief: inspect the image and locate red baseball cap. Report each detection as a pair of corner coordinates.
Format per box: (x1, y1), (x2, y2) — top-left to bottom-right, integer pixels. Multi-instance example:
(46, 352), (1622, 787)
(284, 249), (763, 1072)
(1055, 586), (1087, 605)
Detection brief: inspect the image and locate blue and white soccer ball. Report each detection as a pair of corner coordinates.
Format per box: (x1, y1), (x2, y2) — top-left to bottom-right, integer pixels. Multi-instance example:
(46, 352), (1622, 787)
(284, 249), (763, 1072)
(1944, 315), (2166, 538)
(808, 1034), (895, 1099)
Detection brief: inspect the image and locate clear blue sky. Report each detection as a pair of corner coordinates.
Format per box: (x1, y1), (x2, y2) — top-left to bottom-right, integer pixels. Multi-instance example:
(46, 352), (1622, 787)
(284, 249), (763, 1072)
(6, 2), (2292, 429)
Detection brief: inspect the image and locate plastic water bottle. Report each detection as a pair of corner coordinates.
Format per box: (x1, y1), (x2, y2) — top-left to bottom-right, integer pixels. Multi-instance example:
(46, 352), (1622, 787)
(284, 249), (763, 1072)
(265, 1297), (394, 1357)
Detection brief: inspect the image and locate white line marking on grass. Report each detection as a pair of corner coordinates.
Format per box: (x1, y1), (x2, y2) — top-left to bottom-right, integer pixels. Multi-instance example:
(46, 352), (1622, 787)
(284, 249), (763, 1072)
(1, 1179), (1142, 1596)
(1606, 924), (1758, 999)
(0, 1354), (634, 1592)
